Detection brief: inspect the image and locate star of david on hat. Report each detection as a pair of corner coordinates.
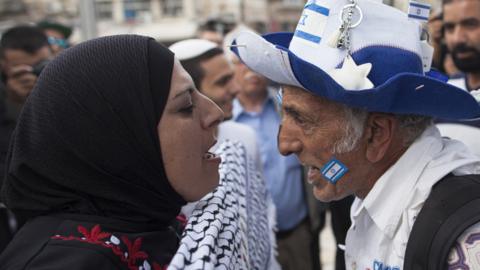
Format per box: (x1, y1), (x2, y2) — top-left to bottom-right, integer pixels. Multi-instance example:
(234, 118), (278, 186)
(230, 0), (480, 120)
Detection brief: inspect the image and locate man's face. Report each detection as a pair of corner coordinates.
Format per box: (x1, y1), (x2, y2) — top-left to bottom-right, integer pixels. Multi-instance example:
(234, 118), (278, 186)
(1, 46), (52, 103)
(444, 0), (480, 72)
(232, 57), (268, 97)
(199, 54), (237, 120)
(44, 29), (68, 55)
(277, 86), (370, 202)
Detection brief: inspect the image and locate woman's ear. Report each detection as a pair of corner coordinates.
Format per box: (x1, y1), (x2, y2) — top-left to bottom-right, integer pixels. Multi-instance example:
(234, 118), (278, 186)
(364, 113), (397, 163)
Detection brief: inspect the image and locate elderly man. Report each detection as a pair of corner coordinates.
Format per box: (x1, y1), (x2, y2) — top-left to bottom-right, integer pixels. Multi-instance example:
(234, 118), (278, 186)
(231, 0), (480, 269)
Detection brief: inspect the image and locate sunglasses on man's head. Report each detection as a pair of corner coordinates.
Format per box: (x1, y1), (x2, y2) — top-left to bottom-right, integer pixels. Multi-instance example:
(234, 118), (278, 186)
(47, 36), (68, 49)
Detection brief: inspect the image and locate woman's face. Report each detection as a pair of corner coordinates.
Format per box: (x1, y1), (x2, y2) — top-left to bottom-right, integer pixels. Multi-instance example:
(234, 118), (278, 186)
(159, 60), (224, 202)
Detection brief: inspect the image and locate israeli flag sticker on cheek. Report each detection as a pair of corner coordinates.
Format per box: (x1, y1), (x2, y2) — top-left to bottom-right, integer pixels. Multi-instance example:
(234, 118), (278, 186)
(321, 158), (348, 184)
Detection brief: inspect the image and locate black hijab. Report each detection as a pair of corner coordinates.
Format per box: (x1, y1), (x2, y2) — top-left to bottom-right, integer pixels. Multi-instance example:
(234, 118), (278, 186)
(1, 35), (186, 228)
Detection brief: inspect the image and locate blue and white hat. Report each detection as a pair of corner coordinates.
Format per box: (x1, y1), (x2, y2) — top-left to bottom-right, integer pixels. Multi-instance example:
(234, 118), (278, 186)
(231, 0), (480, 120)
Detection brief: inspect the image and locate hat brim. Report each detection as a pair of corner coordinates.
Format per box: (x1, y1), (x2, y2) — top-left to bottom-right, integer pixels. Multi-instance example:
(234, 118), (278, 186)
(232, 31), (480, 120)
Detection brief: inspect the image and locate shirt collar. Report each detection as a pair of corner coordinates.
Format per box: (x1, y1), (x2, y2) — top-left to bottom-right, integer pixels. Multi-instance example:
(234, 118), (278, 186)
(352, 126), (444, 238)
(232, 93), (276, 121)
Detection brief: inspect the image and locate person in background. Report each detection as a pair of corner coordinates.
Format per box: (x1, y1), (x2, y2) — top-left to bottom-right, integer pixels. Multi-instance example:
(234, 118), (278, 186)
(444, 0), (480, 91)
(0, 25), (52, 118)
(169, 39), (265, 225)
(169, 38), (279, 269)
(428, 11), (460, 76)
(437, 0), (480, 156)
(197, 19), (231, 46)
(169, 39), (261, 167)
(37, 20), (72, 56)
(0, 25), (53, 253)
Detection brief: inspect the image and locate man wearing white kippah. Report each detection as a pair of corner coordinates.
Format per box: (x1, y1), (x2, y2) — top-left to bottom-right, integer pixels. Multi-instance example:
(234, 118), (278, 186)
(169, 39), (260, 163)
(230, 0), (480, 269)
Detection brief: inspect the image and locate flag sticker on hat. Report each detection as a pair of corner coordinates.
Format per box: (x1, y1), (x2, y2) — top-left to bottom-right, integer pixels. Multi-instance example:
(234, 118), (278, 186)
(408, 1), (431, 22)
(294, 0), (330, 44)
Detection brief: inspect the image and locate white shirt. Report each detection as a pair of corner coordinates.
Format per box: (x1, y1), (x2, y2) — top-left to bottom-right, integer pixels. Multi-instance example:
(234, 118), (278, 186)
(437, 123), (480, 157)
(345, 126), (480, 270)
(439, 77), (480, 158)
(448, 76), (468, 91)
(215, 120), (261, 170)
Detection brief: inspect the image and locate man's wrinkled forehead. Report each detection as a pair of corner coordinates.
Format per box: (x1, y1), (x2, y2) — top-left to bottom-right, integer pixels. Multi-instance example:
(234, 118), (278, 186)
(281, 85), (343, 114)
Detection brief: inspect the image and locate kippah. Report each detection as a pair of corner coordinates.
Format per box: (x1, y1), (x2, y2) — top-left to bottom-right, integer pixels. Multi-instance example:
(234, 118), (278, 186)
(169, 39), (218, 60)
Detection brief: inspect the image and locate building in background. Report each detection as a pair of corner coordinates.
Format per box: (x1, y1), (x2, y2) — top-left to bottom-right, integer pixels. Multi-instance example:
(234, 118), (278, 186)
(267, 0), (305, 32)
(0, 0), (443, 43)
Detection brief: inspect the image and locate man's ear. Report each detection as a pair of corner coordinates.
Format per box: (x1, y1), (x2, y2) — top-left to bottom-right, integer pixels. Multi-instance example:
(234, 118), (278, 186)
(364, 113), (397, 163)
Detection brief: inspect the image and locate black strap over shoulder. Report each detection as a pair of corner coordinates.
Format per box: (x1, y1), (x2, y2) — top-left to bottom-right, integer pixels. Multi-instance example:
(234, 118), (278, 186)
(404, 174), (480, 270)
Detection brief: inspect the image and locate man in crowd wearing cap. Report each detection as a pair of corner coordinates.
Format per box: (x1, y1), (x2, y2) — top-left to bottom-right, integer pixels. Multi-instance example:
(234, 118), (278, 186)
(169, 39), (261, 170)
(0, 25), (52, 253)
(436, 0), (480, 156)
(231, 0), (480, 269)
(37, 20), (72, 56)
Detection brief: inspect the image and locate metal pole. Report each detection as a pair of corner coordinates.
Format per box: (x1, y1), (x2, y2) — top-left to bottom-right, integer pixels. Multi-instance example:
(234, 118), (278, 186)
(79, 0), (98, 41)
(239, 0), (245, 23)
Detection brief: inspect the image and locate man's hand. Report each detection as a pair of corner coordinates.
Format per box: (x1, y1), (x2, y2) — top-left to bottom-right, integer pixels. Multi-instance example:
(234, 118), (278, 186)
(4, 64), (37, 103)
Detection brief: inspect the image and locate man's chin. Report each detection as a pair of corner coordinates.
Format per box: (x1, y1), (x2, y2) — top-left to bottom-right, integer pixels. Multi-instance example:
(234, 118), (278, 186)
(313, 185), (335, 202)
(452, 55), (480, 72)
(312, 184), (349, 202)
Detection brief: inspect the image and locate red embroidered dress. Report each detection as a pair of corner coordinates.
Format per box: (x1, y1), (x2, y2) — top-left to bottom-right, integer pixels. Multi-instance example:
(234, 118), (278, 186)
(0, 215), (181, 270)
(52, 224), (167, 270)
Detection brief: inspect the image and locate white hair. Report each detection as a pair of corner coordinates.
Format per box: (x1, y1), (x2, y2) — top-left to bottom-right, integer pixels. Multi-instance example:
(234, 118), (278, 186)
(331, 106), (368, 154)
(331, 106), (433, 154)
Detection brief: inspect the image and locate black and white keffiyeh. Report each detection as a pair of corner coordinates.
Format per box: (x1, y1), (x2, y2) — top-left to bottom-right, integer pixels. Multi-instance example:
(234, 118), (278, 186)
(168, 140), (279, 270)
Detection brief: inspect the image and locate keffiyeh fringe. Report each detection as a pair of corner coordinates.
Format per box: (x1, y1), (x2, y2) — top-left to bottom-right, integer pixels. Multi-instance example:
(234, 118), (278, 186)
(168, 141), (279, 270)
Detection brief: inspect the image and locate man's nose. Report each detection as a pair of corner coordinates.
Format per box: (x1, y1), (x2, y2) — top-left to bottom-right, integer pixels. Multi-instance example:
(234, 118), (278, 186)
(228, 80), (240, 97)
(277, 124), (302, 156)
(452, 26), (468, 45)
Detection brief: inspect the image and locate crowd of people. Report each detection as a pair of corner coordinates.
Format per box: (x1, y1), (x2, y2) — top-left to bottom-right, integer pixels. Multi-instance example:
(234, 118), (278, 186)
(0, 0), (479, 269)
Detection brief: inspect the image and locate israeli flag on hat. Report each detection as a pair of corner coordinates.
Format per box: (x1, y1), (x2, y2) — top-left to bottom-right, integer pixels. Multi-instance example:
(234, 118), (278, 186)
(408, 1), (431, 22)
(294, 0), (330, 44)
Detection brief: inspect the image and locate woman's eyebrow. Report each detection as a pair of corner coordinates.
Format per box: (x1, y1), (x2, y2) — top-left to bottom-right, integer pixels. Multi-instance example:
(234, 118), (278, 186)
(173, 87), (194, 100)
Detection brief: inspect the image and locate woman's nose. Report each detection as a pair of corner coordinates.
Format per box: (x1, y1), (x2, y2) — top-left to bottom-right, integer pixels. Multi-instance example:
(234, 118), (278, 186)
(200, 94), (224, 130)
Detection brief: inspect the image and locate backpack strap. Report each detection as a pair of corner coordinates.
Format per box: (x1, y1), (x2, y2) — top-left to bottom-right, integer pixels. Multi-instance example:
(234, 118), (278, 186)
(404, 174), (480, 270)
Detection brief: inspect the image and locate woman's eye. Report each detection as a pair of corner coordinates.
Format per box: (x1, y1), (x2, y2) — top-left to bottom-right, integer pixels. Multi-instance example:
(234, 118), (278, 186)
(179, 104), (194, 114)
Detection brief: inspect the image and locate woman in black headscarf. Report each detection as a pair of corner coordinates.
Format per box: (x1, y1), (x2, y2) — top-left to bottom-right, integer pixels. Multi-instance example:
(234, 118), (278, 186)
(0, 35), (223, 269)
